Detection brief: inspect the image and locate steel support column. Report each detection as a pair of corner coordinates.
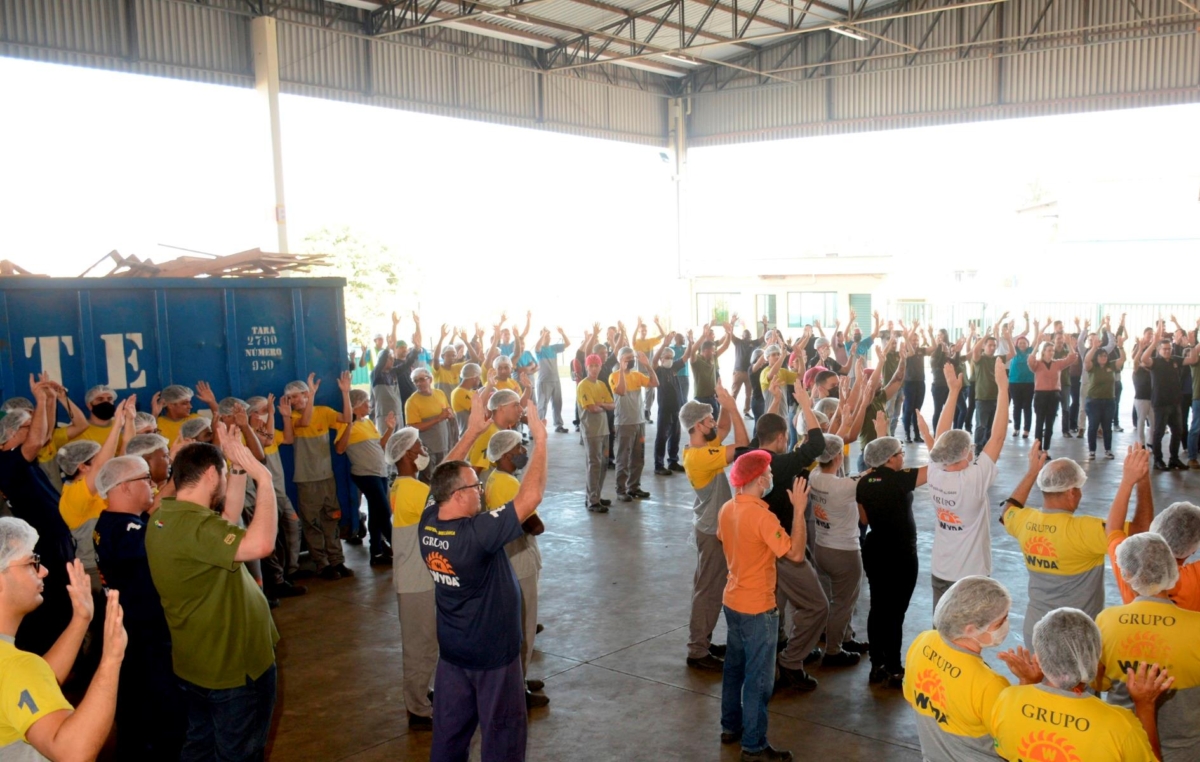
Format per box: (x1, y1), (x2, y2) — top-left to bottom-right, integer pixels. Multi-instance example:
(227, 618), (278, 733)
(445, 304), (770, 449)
(251, 16), (289, 254)
(669, 97), (688, 281)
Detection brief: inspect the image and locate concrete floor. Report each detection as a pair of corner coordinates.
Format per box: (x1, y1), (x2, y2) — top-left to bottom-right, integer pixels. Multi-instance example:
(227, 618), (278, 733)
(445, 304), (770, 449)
(265, 402), (1199, 761)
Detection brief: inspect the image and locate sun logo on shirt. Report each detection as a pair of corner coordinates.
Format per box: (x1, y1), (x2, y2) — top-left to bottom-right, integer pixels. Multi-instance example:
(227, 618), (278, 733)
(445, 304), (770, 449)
(913, 669), (947, 706)
(1120, 632), (1171, 663)
(936, 507), (961, 526)
(425, 552), (455, 575)
(813, 505), (830, 522)
(1018, 730), (1080, 762)
(1023, 535), (1057, 558)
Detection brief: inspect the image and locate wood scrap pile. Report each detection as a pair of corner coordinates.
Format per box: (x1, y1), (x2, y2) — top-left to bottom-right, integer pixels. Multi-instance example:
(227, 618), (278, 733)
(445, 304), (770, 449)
(79, 249), (331, 278)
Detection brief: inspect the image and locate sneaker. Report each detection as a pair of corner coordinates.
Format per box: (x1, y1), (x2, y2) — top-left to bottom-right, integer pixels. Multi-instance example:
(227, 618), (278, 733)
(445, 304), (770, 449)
(669, 462), (685, 473)
(555, 426), (569, 434)
(821, 651), (861, 668)
(1088, 452), (1096, 460)
(267, 581), (307, 598)
(686, 654), (725, 671)
(607, 461), (616, 470)
(334, 563), (355, 578)
(1114, 425), (1125, 432)
(1169, 458), (1188, 470)
(318, 566), (341, 581)
(599, 498), (612, 507)
(586, 503), (609, 513)
(721, 729), (742, 745)
(346, 536), (364, 546)
(778, 665), (818, 692)
(1011, 431), (1019, 438)
(525, 690), (549, 709)
(617, 494), (633, 503)
(1022, 431), (1030, 439)
(709, 643), (727, 658)
(1155, 459), (1171, 471)
(841, 639), (869, 654)
(369, 554), (392, 567)
(526, 679), (544, 691)
(654, 468), (672, 476)
(1105, 451), (1115, 460)
(803, 647), (824, 666)
(741, 746), (794, 762)
(630, 489), (651, 498)
(1188, 460), (1200, 470)
(407, 712), (432, 731)
(268, 597), (280, 610)
(868, 665), (890, 684)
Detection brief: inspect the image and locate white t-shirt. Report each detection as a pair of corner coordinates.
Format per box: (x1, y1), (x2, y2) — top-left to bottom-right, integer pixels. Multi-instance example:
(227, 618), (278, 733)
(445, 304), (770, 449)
(927, 453), (999, 581)
(808, 470), (861, 552)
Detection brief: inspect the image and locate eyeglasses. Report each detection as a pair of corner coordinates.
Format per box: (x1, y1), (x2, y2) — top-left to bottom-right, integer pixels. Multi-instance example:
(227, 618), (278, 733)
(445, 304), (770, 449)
(118, 474), (154, 488)
(451, 482), (484, 496)
(6, 554), (41, 573)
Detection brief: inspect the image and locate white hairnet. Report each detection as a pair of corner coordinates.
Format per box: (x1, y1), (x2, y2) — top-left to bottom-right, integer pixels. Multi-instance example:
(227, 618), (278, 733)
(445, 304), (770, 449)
(85, 384), (115, 405)
(160, 385), (194, 404)
(617, 346), (634, 359)
(765, 344), (783, 357)
(348, 389), (369, 407)
(1117, 533), (1181, 596)
(864, 436), (903, 468)
(57, 440), (101, 478)
(1036, 458), (1087, 493)
(246, 396), (268, 413)
(814, 398), (839, 419)
(818, 434), (845, 464)
(95, 456), (150, 499)
(929, 430), (973, 465)
(134, 411), (157, 433)
(680, 401), (713, 431)
(1, 397), (34, 412)
(807, 410), (829, 430)
(441, 345), (456, 357)
(125, 433), (169, 458)
(1150, 502), (1200, 559)
(492, 355), (512, 370)
(0, 410), (31, 445)
(217, 397), (247, 417)
(487, 389), (520, 411)
(411, 367), (433, 382)
(0, 517), (38, 572)
(749, 348), (764, 366)
(460, 363), (481, 381)
(1032, 608), (1103, 689)
(180, 418), (212, 440)
(284, 380), (310, 395)
(934, 576), (1011, 642)
(486, 429), (524, 462)
(385, 427), (421, 464)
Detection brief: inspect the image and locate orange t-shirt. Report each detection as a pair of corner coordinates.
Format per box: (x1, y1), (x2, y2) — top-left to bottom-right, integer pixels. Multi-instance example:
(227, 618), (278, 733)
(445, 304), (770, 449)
(716, 494), (793, 615)
(1108, 529), (1200, 611)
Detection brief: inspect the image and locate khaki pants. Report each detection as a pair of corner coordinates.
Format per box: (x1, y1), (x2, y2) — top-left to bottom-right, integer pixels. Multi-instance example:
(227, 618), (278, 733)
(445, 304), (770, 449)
(614, 423), (645, 496)
(775, 551), (829, 670)
(519, 574), (538, 676)
(814, 545), (862, 655)
(296, 477), (344, 570)
(584, 435), (608, 505)
(688, 529), (727, 660)
(397, 591), (438, 718)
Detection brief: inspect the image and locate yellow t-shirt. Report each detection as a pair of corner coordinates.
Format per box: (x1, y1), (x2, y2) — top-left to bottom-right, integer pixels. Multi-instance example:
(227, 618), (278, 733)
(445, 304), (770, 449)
(291, 406), (340, 440)
(1096, 598), (1200, 691)
(391, 476), (431, 528)
(990, 683), (1155, 761)
(434, 362), (464, 387)
(683, 444), (727, 491)
(608, 370), (650, 393)
(451, 386), (474, 414)
(633, 337), (661, 354)
(59, 478), (107, 530)
(491, 377), (522, 393)
(1002, 505), (1111, 576)
(760, 366), (798, 390)
(157, 414), (200, 445)
(468, 423), (500, 469)
(903, 630), (1010, 739)
(485, 469), (521, 511)
(261, 429), (284, 457)
(69, 424), (119, 447)
(347, 418), (381, 446)
(405, 390), (450, 424)
(576, 379), (614, 408)
(0, 637), (74, 752)
(36, 428), (71, 465)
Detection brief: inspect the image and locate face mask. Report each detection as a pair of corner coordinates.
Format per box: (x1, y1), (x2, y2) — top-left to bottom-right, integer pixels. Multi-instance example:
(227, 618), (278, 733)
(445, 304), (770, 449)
(625, 360), (635, 369)
(702, 426), (719, 442)
(510, 452), (530, 471)
(91, 401), (116, 421)
(414, 453), (430, 471)
(826, 387), (840, 399)
(977, 618), (1010, 649)
(761, 476), (774, 497)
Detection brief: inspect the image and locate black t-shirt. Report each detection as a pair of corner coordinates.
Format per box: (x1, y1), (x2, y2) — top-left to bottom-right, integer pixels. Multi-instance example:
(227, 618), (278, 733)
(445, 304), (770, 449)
(419, 501), (525, 670)
(904, 348), (927, 384)
(1149, 355), (1183, 407)
(600, 356), (619, 393)
(0, 448), (75, 570)
(855, 465), (920, 554)
(732, 337), (763, 373)
(93, 511), (170, 641)
(1132, 365), (1152, 401)
(759, 428), (826, 534)
(654, 362), (684, 409)
(750, 363), (764, 401)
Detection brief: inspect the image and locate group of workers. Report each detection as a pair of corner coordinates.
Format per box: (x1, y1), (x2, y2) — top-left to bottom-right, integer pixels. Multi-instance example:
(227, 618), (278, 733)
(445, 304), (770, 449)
(0, 307), (1197, 762)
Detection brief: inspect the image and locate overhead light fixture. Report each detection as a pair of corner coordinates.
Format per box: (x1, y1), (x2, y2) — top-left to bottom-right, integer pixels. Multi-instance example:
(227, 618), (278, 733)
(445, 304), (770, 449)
(662, 54), (695, 64)
(829, 26), (867, 41)
(481, 11), (538, 27)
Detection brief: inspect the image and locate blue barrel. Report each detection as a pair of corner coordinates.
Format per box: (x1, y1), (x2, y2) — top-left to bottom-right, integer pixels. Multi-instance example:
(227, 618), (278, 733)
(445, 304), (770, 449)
(0, 276), (361, 533)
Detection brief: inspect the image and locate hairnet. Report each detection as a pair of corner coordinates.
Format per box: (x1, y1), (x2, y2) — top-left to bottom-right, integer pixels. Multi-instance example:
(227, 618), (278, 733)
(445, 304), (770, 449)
(1033, 608), (1103, 689)
(814, 398), (839, 419)
(492, 355), (512, 370)
(95, 455), (151, 499)
(730, 450), (771, 488)
(929, 430), (973, 465)
(160, 384), (194, 404)
(384, 427), (421, 464)
(217, 397), (247, 417)
(85, 384), (116, 405)
(134, 411), (157, 433)
(349, 389), (369, 407)
(486, 430), (524, 462)
(125, 433), (169, 458)
(460, 363), (481, 381)
(864, 437), (903, 468)
(814, 337), (829, 349)
(818, 434), (844, 464)
(0, 410), (31, 445)
(441, 345), (456, 357)
(0, 517), (38, 572)
(933, 576), (1011, 641)
(1116, 533), (1181, 596)
(1, 397), (33, 412)
(57, 440), (101, 478)
(411, 366), (433, 382)
(749, 348), (764, 366)
(1149, 502), (1200, 559)
(808, 410), (829, 429)
(617, 346), (634, 359)
(1036, 458), (1087, 493)
(284, 380), (310, 395)
(487, 389), (520, 411)
(764, 345), (783, 357)
(246, 396), (269, 413)
(680, 401), (713, 432)
(585, 354), (602, 366)
(181, 418), (212, 440)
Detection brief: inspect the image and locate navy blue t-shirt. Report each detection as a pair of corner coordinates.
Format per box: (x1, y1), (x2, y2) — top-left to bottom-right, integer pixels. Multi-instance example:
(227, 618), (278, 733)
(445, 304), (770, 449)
(93, 510), (170, 642)
(419, 501), (525, 670)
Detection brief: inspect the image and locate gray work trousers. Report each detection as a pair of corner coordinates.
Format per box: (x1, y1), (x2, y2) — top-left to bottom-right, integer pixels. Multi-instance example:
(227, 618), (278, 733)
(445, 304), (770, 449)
(688, 529), (728, 660)
(519, 573), (538, 676)
(396, 591), (438, 719)
(274, 486), (301, 578)
(584, 435), (608, 505)
(296, 477), (345, 569)
(614, 423), (645, 496)
(775, 551), (829, 670)
(814, 545), (862, 655)
(536, 376), (564, 428)
(931, 574), (955, 615)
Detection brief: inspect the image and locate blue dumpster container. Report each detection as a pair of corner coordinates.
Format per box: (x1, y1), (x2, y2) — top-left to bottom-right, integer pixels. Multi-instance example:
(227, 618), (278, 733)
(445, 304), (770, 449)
(0, 277), (361, 536)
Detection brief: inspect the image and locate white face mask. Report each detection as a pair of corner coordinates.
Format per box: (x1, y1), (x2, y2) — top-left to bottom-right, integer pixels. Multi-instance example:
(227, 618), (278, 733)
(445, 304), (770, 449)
(976, 618), (1010, 649)
(414, 453), (430, 471)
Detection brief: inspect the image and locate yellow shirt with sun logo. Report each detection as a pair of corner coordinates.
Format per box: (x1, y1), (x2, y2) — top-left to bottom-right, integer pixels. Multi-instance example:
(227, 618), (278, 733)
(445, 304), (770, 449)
(990, 683), (1154, 762)
(1096, 598), (1200, 761)
(903, 630), (1011, 761)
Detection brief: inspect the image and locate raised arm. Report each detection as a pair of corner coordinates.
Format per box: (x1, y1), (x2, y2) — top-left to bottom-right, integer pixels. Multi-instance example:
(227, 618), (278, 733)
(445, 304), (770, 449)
(982, 357), (1010, 463)
(715, 321), (735, 357)
(513, 400), (547, 522)
(717, 384), (750, 454)
(1006, 441), (1047, 509)
(278, 396), (295, 445)
(1106, 444), (1150, 536)
(936, 363), (962, 442)
(84, 398), (131, 494)
(433, 325), (449, 370)
(557, 326), (572, 351)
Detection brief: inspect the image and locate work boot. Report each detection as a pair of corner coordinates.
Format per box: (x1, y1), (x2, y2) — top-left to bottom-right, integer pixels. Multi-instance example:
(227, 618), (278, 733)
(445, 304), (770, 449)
(821, 651), (861, 668)
(525, 690), (549, 709)
(1188, 460), (1200, 470)
(841, 639), (869, 654)
(1169, 458), (1188, 470)
(526, 679), (544, 691)
(407, 712), (432, 731)
(709, 643), (727, 658)
(803, 647), (824, 666)
(687, 654), (724, 671)
(778, 665), (818, 692)
(741, 746), (794, 761)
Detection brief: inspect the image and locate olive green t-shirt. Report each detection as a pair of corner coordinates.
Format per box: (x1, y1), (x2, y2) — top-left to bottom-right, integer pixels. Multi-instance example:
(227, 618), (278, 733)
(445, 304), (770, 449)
(1088, 363), (1116, 400)
(858, 390), (889, 447)
(691, 356), (718, 399)
(145, 498), (279, 689)
(974, 355), (1002, 401)
(882, 351), (900, 386)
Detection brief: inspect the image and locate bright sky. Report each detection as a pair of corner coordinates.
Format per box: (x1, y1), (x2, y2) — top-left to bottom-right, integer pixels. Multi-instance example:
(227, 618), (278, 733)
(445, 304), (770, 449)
(2, 56), (1198, 327)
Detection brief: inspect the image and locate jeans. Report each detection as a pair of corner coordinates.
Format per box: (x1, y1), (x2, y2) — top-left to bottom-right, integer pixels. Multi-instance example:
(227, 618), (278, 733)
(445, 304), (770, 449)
(350, 473), (391, 557)
(901, 381), (925, 439)
(1189, 400), (1200, 460)
(1112, 379), (1123, 427)
(1069, 377), (1082, 428)
(720, 606), (779, 754)
(750, 395), (765, 421)
(1152, 403), (1184, 462)
(1010, 382), (1034, 434)
(117, 635), (185, 759)
(1033, 390), (1060, 451)
(953, 385), (970, 430)
(654, 404), (681, 468)
(962, 384), (977, 432)
(1086, 398), (1114, 453)
(180, 663), (276, 762)
(930, 385), (949, 431)
(973, 399), (997, 454)
(1058, 386), (1072, 434)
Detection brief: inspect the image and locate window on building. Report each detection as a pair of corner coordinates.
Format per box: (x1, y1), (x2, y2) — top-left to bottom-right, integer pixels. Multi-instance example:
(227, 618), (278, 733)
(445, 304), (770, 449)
(756, 294), (777, 329)
(787, 292), (837, 328)
(696, 293), (737, 325)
